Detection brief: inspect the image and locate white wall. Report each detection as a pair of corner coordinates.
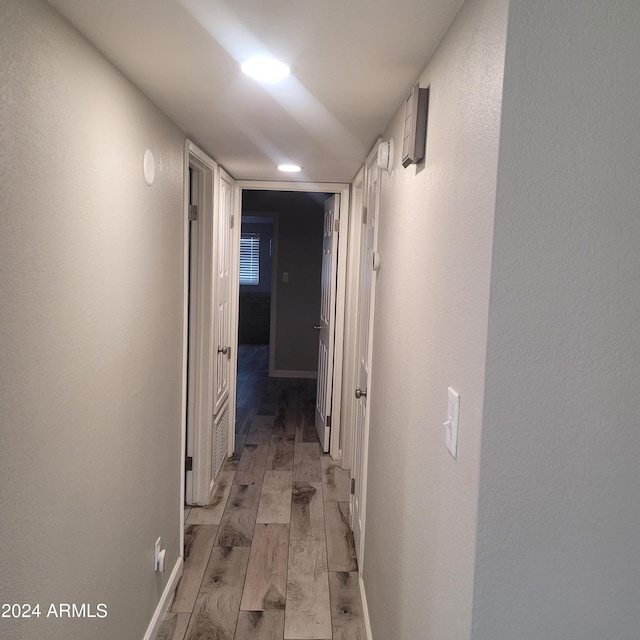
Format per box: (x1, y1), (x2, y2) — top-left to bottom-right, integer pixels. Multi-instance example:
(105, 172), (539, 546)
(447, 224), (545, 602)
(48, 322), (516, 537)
(473, 1), (640, 638)
(0, 1), (185, 638)
(361, 0), (508, 638)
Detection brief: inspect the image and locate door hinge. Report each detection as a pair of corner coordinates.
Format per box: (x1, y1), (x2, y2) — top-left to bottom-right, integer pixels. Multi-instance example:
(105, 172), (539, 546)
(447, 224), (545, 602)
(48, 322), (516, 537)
(326, 414), (332, 428)
(334, 219), (340, 233)
(362, 205), (368, 224)
(185, 456), (193, 472)
(188, 204), (198, 222)
(230, 213), (234, 229)
(351, 478), (356, 495)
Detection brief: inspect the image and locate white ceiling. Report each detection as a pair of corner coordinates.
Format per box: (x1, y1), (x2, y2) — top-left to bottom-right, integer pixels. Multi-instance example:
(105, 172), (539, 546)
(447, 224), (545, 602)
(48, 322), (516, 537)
(49, 0), (462, 182)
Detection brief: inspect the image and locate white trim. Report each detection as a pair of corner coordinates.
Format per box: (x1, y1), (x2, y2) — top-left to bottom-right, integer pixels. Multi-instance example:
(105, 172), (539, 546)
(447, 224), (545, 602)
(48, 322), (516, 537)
(236, 181), (351, 462)
(142, 556), (184, 640)
(329, 191), (349, 460)
(184, 141), (218, 506)
(340, 166), (365, 470)
(237, 180), (350, 192)
(180, 141), (189, 556)
(227, 176), (241, 457)
(359, 575), (374, 640)
(350, 142), (382, 570)
(271, 369), (317, 379)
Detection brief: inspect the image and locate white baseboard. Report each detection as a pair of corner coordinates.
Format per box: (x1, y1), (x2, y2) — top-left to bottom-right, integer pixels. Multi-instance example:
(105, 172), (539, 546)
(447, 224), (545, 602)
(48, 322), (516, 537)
(359, 575), (374, 640)
(143, 556), (184, 640)
(270, 369), (317, 379)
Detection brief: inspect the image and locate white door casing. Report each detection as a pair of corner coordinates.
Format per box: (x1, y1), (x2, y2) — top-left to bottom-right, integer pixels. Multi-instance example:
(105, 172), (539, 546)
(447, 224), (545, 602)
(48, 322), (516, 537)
(351, 148), (380, 566)
(236, 180), (350, 461)
(185, 164), (199, 507)
(315, 194), (340, 452)
(183, 141), (217, 506)
(227, 181), (241, 459)
(340, 167), (364, 471)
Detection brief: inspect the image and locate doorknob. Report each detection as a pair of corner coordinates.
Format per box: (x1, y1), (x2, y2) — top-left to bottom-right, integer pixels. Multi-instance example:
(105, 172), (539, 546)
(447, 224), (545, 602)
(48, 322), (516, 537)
(313, 324), (321, 331)
(355, 388), (367, 399)
(218, 346), (228, 354)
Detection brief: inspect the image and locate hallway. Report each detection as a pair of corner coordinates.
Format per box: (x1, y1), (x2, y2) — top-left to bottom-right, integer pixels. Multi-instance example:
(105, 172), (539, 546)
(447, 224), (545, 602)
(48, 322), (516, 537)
(159, 346), (366, 640)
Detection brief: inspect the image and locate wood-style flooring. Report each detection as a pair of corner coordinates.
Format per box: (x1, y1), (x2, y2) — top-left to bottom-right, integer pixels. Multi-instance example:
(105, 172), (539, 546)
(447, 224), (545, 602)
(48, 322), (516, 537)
(158, 345), (366, 640)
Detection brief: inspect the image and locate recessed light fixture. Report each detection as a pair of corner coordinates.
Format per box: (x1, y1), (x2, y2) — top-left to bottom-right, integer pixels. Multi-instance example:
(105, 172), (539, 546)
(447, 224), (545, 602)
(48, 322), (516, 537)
(278, 164), (302, 173)
(241, 57), (290, 83)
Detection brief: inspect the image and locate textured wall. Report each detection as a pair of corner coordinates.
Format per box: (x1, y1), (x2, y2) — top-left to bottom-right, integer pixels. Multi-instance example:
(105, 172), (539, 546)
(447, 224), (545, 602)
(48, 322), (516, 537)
(362, 0), (508, 638)
(473, 2), (640, 638)
(0, 1), (185, 638)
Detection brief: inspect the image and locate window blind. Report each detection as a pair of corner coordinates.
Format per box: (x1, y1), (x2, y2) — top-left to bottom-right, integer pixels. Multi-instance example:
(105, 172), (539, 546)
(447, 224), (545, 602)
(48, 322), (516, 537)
(239, 232), (260, 285)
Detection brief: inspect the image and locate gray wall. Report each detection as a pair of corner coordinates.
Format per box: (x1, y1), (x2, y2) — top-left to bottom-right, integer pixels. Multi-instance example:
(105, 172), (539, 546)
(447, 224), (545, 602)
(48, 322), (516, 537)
(238, 219), (273, 345)
(0, 1), (185, 638)
(362, 0), (509, 638)
(365, 0), (640, 638)
(242, 191), (326, 374)
(473, 1), (640, 638)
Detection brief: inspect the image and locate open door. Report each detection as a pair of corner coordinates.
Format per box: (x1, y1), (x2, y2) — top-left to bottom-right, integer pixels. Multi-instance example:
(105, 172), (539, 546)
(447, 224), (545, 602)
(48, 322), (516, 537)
(208, 170), (235, 490)
(315, 194), (340, 452)
(184, 143), (237, 506)
(352, 150), (380, 563)
(213, 173), (232, 416)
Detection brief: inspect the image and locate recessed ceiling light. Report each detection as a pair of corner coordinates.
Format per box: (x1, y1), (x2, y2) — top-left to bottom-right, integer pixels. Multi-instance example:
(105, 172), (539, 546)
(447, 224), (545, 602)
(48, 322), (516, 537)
(241, 57), (290, 83)
(278, 164), (302, 173)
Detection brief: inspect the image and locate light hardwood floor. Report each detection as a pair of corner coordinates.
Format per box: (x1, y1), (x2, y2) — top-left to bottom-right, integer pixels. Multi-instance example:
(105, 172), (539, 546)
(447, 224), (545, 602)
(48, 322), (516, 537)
(158, 345), (366, 640)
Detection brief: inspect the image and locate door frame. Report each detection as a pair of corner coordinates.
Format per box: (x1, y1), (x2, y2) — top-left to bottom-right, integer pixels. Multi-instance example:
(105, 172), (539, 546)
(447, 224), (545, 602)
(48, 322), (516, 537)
(235, 180), (350, 461)
(340, 166), (365, 473)
(315, 194), (341, 451)
(182, 140), (218, 508)
(345, 144), (381, 568)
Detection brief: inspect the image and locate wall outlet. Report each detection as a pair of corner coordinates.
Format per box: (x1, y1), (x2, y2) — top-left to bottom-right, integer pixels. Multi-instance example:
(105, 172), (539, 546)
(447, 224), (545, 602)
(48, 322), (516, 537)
(154, 537), (162, 571)
(445, 387), (460, 458)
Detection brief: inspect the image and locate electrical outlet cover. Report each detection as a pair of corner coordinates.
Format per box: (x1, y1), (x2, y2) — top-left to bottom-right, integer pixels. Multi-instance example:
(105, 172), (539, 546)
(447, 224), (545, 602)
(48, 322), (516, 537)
(445, 387), (460, 458)
(154, 537), (162, 571)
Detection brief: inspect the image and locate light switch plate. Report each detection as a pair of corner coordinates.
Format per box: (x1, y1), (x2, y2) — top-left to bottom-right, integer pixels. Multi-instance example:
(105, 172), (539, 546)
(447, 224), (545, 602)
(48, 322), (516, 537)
(445, 387), (460, 458)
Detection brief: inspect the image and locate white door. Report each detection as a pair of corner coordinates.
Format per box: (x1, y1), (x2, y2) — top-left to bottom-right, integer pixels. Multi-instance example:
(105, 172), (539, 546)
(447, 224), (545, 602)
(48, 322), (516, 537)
(214, 172), (233, 415)
(315, 194), (340, 452)
(352, 153), (379, 562)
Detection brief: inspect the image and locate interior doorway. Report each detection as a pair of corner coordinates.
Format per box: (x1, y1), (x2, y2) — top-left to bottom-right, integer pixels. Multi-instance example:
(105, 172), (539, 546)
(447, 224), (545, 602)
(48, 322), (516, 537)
(233, 182), (350, 460)
(240, 190), (330, 379)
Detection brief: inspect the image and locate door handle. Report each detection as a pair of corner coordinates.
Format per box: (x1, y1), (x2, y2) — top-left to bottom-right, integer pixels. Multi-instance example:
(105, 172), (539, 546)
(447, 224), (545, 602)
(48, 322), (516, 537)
(217, 346), (228, 355)
(313, 324), (321, 331)
(355, 388), (367, 399)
